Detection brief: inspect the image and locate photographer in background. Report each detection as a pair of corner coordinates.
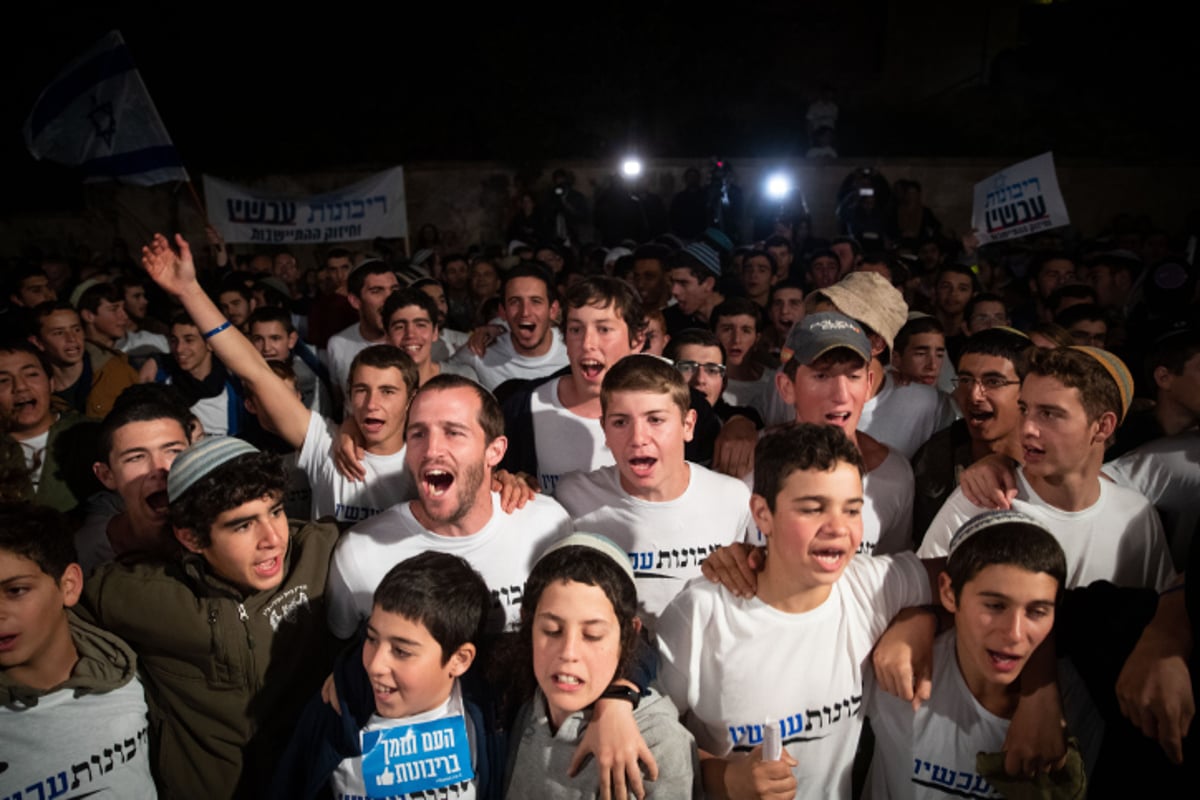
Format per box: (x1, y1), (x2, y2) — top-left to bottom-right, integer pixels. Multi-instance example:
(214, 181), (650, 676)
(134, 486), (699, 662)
(539, 168), (589, 248)
(837, 166), (891, 249)
(704, 158), (745, 244)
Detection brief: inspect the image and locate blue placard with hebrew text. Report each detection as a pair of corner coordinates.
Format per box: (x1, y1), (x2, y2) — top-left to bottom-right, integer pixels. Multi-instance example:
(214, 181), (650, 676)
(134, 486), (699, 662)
(360, 715), (473, 798)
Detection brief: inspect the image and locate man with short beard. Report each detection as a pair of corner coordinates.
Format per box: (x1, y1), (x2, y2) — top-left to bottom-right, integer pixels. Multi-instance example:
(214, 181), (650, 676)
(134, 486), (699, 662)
(325, 374), (572, 639)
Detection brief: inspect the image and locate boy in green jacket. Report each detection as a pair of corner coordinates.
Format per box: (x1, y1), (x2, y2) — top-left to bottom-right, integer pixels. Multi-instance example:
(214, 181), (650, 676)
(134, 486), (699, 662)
(79, 436), (341, 799)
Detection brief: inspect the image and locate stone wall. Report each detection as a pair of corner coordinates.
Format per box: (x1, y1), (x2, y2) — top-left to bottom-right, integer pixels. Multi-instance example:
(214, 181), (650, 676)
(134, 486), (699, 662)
(3, 157), (1197, 271)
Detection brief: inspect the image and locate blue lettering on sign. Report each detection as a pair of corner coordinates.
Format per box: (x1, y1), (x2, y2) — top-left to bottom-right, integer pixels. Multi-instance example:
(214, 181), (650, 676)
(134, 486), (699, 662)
(359, 715), (473, 798)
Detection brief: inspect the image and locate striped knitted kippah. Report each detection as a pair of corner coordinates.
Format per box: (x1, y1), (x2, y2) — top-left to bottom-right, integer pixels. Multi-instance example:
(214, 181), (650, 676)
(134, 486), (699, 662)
(1070, 345), (1134, 422)
(167, 437), (260, 503)
(683, 241), (722, 277)
(947, 510), (1053, 558)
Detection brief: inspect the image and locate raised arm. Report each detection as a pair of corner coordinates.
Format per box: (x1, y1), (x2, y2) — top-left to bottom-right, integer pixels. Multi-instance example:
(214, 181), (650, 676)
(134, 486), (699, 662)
(142, 233), (311, 447)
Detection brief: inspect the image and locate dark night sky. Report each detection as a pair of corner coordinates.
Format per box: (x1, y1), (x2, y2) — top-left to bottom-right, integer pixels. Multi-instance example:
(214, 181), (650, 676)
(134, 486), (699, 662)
(4, 1), (1198, 213)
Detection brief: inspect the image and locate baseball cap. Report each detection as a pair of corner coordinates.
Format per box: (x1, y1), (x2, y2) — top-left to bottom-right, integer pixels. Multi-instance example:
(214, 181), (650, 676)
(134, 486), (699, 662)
(780, 311), (872, 367)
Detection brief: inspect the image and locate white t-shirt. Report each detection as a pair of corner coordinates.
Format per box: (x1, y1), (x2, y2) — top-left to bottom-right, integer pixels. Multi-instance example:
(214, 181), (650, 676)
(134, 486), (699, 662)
(292, 350), (331, 417)
(759, 368), (796, 427)
(449, 329), (568, 391)
(432, 328), (471, 363)
(917, 469), (1176, 591)
(191, 389), (234, 438)
(860, 374), (958, 460)
(865, 630), (1102, 800)
(327, 322), (381, 392)
(1104, 432), (1200, 572)
(530, 377), (613, 495)
(740, 440), (913, 557)
(331, 680), (477, 800)
(555, 463), (758, 628)
(1, 672), (156, 799)
(115, 328), (170, 356)
(656, 553), (931, 800)
(438, 360), (480, 382)
(723, 370), (776, 417)
(326, 492), (572, 638)
(16, 428), (49, 489)
(163, 373), (235, 437)
(863, 447), (915, 556)
(296, 412), (414, 525)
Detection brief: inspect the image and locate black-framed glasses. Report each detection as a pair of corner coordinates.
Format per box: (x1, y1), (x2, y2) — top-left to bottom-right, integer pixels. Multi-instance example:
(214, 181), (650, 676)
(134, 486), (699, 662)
(674, 360), (726, 378)
(952, 375), (1020, 391)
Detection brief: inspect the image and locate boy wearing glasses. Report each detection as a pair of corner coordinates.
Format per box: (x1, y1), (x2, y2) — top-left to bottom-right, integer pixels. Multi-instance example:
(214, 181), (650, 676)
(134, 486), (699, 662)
(666, 328), (727, 408)
(666, 329), (764, 429)
(911, 328), (1030, 537)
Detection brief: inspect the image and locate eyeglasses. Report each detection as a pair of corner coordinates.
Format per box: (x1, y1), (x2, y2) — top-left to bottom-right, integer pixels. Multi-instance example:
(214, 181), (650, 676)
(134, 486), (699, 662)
(675, 360), (726, 378)
(952, 375), (1021, 391)
(969, 313), (1009, 326)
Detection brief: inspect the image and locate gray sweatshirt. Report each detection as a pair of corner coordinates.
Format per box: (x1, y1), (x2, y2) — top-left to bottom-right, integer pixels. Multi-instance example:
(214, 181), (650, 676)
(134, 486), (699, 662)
(505, 686), (700, 799)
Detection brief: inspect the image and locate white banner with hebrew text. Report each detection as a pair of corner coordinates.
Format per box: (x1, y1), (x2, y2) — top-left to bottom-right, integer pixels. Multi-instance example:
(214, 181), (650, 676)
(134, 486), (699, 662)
(203, 167), (407, 245)
(971, 153), (1069, 244)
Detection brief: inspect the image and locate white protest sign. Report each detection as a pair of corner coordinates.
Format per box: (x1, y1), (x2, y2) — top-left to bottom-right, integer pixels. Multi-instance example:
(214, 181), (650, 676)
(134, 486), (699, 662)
(971, 152), (1069, 244)
(203, 167), (407, 245)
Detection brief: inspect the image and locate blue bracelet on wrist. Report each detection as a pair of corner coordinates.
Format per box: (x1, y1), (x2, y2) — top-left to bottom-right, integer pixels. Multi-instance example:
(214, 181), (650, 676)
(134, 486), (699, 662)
(203, 320), (232, 340)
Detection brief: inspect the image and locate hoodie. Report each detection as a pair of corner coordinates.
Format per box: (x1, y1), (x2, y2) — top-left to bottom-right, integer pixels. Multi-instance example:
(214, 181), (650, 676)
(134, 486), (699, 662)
(1, 612), (157, 798)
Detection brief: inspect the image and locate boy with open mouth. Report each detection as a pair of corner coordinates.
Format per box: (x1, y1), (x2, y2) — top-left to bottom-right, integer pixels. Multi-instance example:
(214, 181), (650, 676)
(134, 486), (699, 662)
(500, 276), (758, 495)
(0, 340), (94, 513)
(866, 511), (1101, 799)
(555, 354), (758, 629)
(657, 423), (950, 799)
(78, 435), (342, 799)
(765, 311), (915, 556)
(141, 232), (418, 527)
(917, 346), (1175, 594)
(911, 327), (1029, 538)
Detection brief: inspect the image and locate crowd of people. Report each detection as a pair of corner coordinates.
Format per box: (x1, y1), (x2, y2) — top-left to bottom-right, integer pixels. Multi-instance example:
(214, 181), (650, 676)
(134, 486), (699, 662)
(1, 165), (1197, 800)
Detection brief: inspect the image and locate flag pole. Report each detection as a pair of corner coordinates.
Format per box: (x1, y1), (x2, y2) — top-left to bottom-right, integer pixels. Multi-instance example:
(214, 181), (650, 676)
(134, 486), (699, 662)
(184, 179), (208, 223)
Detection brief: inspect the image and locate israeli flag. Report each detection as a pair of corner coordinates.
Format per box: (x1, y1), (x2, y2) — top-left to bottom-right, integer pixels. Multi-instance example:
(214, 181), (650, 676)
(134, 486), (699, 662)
(23, 30), (189, 186)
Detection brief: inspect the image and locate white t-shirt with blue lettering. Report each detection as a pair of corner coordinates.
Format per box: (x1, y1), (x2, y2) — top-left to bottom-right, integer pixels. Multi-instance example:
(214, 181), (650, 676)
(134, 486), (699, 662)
(657, 553), (930, 800)
(296, 411), (413, 525)
(326, 492), (572, 638)
(555, 463), (757, 629)
(864, 630), (1102, 799)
